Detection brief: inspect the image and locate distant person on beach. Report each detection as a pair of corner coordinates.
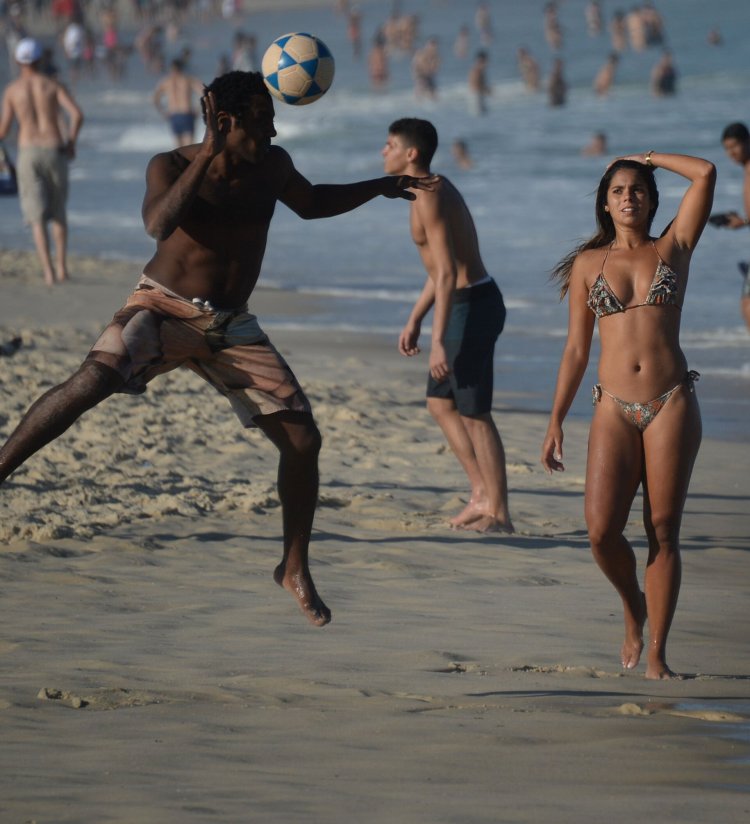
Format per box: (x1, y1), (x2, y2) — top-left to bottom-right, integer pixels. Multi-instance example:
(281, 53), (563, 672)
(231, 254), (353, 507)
(516, 46), (540, 93)
(453, 24), (470, 60)
(451, 138), (473, 170)
(547, 57), (567, 106)
(346, 5), (363, 59)
(152, 58), (204, 147)
(712, 122), (750, 330)
(412, 37), (440, 100)
(626, 6), (647, 52)
(541, 150), (716, 678)
(582, 131), (608, 157)
(651, 50), (677, 97)
(467, 50), (490, 115)
(543, 2), (563, 51)
(231, 31), (257, 72)
(593, 52), (619, 97)
(586, 1), (603, 37)
(367, 30), (389, 91)
(0, 71), (435, 628)
(610, 10), (627, 53)
(62, 12), (86, 85)
(383, 118), (513, 534)
(475, 2), (493, 47)
(0, 37), (83, 286)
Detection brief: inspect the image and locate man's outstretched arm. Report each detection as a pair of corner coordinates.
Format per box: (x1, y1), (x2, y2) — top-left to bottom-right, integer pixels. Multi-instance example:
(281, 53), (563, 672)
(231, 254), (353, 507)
(280, 163), (438, 219)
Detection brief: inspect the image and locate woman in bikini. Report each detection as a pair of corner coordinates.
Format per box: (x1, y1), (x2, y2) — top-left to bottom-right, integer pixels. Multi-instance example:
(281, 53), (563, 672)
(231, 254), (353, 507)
(541, 151), (716, 679)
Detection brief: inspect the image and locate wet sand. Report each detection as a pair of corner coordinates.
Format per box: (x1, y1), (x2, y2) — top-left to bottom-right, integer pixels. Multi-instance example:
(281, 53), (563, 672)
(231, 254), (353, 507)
(0, 248), (748, 822)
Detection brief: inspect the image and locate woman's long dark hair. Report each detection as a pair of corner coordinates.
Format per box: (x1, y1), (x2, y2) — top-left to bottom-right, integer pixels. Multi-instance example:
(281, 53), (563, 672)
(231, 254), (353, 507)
(551, 160), (659, 299)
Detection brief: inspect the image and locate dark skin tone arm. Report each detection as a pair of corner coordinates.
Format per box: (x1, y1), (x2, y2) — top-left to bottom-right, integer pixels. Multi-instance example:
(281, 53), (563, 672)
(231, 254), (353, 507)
(280, 167), (437, 219)
(140, 91), (437, 309)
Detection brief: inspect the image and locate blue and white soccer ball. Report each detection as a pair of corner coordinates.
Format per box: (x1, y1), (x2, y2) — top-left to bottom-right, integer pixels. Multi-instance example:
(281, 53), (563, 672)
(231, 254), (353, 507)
(261, 32), (335, 106)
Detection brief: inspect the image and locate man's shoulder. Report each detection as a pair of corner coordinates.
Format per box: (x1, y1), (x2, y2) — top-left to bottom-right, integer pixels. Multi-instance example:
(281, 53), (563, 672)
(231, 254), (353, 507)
(148, 146), (192, 173)
(268, 144), (291, 161)
(265, 144), (294, 172)
(4, 77), (25, 97)
(427, 174), (465, 205)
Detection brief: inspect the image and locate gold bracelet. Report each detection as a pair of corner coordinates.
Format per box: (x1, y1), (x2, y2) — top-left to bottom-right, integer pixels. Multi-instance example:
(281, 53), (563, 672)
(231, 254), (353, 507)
(645, 150), (655, 167)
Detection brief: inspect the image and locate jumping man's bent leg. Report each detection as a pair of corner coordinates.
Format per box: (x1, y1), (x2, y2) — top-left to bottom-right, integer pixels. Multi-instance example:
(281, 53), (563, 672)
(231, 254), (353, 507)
(0, 360), (124, 483)
(254, 410), (331, 627)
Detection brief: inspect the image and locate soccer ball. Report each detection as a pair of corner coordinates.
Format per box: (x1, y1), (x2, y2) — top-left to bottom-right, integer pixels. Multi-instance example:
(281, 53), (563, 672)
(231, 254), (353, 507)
(262, 32), (335, 106)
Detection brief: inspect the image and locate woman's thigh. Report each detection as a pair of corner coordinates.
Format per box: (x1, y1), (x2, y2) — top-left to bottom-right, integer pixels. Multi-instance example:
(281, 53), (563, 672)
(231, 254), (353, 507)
(585, 397), (644, 538)
(641, 384), (702, 527)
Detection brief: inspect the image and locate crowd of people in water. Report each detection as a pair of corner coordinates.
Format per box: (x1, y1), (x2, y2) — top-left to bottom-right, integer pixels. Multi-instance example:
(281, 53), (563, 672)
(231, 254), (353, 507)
(0, 0), (714, 100)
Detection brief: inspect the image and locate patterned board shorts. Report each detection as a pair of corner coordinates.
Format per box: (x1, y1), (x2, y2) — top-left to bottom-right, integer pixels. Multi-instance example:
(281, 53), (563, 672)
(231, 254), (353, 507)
(86, 275), (311, 427)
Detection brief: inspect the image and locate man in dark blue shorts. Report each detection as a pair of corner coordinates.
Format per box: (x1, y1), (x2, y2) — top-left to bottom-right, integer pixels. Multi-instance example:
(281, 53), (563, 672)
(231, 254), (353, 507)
(383, 118), (514, 533)
(152, 58), (204, 147)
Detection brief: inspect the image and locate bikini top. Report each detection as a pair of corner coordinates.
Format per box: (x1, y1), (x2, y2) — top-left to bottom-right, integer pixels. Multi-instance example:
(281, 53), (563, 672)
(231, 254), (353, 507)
(587, 241), (681, 318)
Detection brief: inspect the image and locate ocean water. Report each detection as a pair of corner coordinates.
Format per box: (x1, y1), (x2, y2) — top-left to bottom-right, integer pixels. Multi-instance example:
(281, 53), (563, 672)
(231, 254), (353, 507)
(0, 0), (748, 438)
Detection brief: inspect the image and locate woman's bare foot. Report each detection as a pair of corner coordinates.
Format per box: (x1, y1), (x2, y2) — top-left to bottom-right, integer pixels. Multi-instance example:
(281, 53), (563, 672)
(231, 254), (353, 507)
(458, 514), (514, 534)
(645, 661), (682, 680)
(273, 562), (331, 626)
(621, 591), (647, 670)
(56, 270), (70, 283)
(449, 498), (486, 528)
(645, 643), (682, 680)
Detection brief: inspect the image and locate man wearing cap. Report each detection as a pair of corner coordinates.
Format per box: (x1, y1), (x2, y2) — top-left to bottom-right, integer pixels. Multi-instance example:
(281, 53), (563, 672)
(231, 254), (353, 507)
(0, 37), (84, 286)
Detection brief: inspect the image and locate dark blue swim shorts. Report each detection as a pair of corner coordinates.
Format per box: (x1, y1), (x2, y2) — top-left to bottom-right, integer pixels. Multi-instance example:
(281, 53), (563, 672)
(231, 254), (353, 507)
(426, 278), (506, 416)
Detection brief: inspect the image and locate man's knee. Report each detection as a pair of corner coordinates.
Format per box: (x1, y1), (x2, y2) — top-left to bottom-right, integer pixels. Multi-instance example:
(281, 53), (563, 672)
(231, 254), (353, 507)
(262, 412), (322, 459)
(426, 396), (455, 420)
(295, 420), (322, 458)
(67, 359), (124, 400)
(460, 410), (493, 429)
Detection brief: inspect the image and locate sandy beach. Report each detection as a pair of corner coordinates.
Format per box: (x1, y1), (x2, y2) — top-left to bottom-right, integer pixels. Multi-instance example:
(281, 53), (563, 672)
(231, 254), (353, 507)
(0, 248), (748, 822)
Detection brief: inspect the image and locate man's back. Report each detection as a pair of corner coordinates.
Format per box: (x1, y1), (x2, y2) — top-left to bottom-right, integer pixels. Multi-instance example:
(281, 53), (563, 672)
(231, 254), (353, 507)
(410, 177), (487, 287)
(4, 73), (70, 148)
(159, 72), (200, 113)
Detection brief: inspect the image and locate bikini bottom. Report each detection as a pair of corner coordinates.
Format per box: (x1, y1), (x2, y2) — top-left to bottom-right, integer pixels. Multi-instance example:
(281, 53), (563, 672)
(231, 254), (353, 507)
(592, 370), (699, 432)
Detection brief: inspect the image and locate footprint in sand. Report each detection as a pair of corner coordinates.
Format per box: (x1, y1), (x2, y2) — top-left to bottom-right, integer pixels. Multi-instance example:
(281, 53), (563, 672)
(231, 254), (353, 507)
(511, 664), (615, 678)
(37, 686), (181, 711)
(615, 702), (748, 722)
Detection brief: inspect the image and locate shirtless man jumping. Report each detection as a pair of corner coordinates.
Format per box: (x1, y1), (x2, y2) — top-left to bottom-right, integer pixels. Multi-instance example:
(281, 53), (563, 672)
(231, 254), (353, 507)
(383, 118), (513, 533)
(0, 72), (434, 626)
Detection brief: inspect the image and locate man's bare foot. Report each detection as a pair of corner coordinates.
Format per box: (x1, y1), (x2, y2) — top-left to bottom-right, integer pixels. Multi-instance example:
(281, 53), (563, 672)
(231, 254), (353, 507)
(273, 562), (331, 626)
(621, 591), (646, 670)
(56, 270), (70, 283)
(457, 514), (514, 534)
(449, 498), (486, 528)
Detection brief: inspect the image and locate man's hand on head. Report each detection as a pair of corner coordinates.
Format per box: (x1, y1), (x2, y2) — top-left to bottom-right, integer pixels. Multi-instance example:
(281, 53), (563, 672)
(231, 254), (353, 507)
(200, 90), (228, 158)
(383, 174), (440, 200)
